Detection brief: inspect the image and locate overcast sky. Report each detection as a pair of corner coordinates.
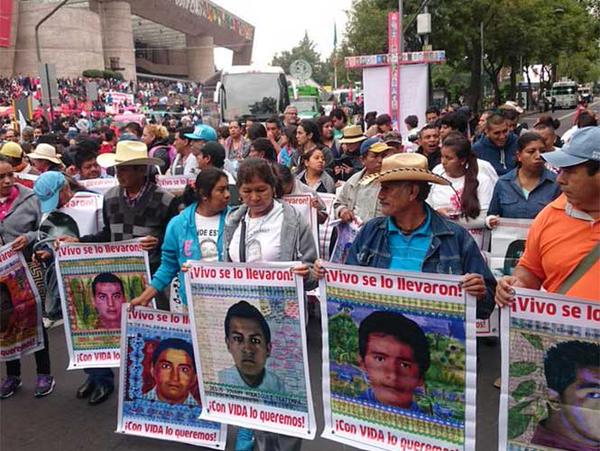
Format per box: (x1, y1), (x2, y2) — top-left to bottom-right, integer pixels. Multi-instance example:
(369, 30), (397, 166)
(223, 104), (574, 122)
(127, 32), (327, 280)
(212, 0), (353, 69)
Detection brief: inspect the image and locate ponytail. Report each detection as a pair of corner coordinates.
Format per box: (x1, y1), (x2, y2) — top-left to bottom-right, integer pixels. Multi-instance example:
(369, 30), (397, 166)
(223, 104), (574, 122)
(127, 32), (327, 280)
(443, 133), (480, 219)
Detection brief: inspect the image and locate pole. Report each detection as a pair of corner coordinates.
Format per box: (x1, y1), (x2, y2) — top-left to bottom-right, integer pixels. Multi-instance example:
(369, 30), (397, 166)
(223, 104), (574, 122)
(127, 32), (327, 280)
(480, 21), (484, 109)
(35, 0), (69, 127)
(398, 0), (404, 54)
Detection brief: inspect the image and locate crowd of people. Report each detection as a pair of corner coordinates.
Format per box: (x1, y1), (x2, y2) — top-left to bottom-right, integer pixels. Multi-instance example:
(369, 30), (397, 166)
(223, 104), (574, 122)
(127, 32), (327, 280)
(0, 83), (598, 451)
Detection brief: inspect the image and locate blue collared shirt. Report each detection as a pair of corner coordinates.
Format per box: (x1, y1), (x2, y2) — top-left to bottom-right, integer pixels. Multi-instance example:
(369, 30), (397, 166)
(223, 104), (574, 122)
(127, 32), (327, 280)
(488, 168), (561, 219)
(387, 209), (432, 272)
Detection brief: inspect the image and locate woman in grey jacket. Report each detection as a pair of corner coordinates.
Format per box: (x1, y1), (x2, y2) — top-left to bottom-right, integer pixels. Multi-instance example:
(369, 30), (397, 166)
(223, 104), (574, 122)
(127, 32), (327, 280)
(0, 155), (54, 399)
(222, 158), (316, 451)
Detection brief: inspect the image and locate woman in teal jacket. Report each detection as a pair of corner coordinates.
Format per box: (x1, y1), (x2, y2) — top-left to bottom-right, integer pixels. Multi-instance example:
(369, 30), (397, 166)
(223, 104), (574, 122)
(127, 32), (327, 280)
(131, 168), (230, 308)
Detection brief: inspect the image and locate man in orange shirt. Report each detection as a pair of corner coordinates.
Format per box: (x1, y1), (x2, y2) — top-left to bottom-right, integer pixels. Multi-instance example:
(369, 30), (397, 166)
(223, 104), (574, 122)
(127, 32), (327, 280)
(496, 126), (600, 305)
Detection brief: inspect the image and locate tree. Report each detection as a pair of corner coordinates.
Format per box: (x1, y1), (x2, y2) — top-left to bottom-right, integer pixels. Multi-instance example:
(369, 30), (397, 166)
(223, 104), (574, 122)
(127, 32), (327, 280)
(271, 32), (332, 86)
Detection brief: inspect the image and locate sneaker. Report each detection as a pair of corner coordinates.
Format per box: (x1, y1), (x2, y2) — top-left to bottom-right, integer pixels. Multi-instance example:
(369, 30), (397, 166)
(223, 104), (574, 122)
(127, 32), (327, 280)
(235, 427), (255, 451)
(34, 375), (55, 397)
(0, 376), (22, 399)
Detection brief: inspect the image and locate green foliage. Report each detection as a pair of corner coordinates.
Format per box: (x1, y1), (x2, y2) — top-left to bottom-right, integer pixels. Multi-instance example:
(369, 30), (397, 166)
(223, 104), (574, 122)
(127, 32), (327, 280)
(522, 333), (544, 351)
(271, 32), (332, 85)
(82, 69), (124, 81)
(510, 361), (538, 377)
(512, 380), (537, 401)
(328, 313), (359, 365)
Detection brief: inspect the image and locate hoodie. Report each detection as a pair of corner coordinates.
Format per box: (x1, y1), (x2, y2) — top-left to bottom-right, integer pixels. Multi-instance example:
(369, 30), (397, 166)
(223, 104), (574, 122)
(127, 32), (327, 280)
(472, 132), (518, 176)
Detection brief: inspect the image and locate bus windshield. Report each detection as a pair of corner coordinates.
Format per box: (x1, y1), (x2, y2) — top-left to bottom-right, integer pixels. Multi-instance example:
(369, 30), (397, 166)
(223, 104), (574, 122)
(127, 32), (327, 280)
(552, 86), (577, 96)
(222, 73), (281, 121)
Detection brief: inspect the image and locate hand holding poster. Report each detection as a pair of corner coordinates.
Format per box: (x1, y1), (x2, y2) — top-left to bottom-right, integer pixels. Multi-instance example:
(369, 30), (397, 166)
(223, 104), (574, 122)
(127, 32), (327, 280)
(185, 261), (316, 439)
(56, 240), (152, 368)
(0, 244), (44, 361)
(320, 262), (476, 451)
(117, 306), (227, 448)
(499, 290), (600, 451)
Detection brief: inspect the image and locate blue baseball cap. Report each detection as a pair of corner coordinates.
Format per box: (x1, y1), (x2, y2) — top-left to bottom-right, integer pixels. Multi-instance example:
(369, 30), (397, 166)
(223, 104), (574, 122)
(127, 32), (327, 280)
(360, 137), (383, 156)
(542, 127), (600, 168)
(33, 171), (66, 213)
(184, 124), (217, 142)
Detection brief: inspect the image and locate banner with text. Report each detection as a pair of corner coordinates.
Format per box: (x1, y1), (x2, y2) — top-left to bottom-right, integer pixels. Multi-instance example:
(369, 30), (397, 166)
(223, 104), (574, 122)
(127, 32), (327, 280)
(117, 306), (226, 448)
(317, 193), (337, 261)
(0, 244), (44, 361)
(320, 263), (476, 451)
(283, 194), (319, 256)
(56, 240), (152, 369)
(185, 261), (316, 439)
(499, 290), (599, 451)
(489, 219), (532, 278)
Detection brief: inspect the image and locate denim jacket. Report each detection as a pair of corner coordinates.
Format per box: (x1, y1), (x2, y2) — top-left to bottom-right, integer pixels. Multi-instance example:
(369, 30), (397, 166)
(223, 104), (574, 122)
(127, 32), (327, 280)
(346, 204), (496, 319)
(488, 168), (560, 219)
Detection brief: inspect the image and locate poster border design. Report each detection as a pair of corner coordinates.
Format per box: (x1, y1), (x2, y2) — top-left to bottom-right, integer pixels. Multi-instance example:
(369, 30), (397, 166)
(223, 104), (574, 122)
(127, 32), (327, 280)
(185, 261), (317, 440)
(319, 262), (477, 451)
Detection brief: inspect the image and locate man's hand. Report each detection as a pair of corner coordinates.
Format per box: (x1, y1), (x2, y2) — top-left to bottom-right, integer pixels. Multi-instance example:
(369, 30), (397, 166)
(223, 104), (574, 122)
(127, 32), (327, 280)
(54, 235), (79, 249)
(291, 264), (310, 279)
(339, 208), (355, 223)
(461, 273), (487, 299)
(11, 235), (29, 252)
(140, 235), (159, 251)
(311, 259), (326, 280)
(495, 276), (521, 308)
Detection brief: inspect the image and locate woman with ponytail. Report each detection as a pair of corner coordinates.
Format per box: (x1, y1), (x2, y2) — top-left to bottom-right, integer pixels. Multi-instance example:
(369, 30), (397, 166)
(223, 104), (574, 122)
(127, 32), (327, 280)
(427, 132), (496, 230)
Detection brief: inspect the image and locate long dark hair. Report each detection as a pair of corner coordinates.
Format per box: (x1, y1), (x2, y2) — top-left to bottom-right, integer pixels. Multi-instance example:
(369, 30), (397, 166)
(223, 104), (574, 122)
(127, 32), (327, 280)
(443, 133), (480, 219)
(237, 158), (283, 198)
(183, 167), (227, 206)
(299, 119), (320, 146)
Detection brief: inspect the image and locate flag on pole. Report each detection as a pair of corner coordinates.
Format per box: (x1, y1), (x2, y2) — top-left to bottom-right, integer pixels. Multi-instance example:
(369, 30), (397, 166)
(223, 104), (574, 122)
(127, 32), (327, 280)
(18, 110), (27, 137)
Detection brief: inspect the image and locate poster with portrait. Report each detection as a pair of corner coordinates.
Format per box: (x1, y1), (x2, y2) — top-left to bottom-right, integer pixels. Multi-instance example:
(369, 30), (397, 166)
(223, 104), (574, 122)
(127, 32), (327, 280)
(320, 262), (477, 451)
(489, 219), (532, 278)
(185, 261), (316, 439)
(79, 177), (118, 195)
(117, 306), (227, 448)
(330, 221), (360, 264)
(499, 289), (599, 451)
(283, 194), (319, 255)
(56, 240), (152, 369)
(0, 244), (44, 361)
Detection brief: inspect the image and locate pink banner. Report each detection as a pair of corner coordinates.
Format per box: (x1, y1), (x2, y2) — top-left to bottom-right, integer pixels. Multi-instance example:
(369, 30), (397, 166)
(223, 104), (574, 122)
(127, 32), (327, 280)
(387, 12), (401, 129)
(0, 0), (13, 48)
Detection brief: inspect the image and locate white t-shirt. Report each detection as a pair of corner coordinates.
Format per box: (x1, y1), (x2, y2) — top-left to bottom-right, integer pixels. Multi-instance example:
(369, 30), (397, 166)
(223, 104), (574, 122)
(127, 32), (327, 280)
(427, 164), (495, 214)
(229, 201), (284, 263)
(170, 153), (198, 176)
(195, 212), (221, 261)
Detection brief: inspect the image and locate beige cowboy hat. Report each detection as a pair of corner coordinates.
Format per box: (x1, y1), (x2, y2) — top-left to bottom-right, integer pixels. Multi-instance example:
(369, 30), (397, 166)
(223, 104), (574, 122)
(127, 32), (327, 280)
(97, 140), (163, 168)
(361, 153), (450, 186)
(28, 143), (62, 165)
(339, 125), (367, 144)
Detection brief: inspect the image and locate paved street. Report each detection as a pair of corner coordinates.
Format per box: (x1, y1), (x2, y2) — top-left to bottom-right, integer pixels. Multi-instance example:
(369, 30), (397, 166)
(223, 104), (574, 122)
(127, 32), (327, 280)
(521, 100), (600, 136)
(1, 315), (501, 451)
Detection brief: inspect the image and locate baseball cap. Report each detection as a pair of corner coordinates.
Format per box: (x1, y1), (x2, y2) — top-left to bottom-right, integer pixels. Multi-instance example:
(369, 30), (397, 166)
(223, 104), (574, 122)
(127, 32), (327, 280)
(33, 171), (66, 213)
(185, 124), (217, 142)
(0, 142), (23, 159)
(542, 127), (600, 168)
(360, 137), (393, 156)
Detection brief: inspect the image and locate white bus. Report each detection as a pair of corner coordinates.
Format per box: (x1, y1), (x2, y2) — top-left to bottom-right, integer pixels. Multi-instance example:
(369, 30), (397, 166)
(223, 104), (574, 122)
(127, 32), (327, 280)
(550, 80), (578, 109)
(206, 66), (290, 124)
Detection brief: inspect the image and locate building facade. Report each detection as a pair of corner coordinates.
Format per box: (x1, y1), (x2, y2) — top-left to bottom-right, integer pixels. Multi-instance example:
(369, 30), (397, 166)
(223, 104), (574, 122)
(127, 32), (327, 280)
(0, 0), (254, 81)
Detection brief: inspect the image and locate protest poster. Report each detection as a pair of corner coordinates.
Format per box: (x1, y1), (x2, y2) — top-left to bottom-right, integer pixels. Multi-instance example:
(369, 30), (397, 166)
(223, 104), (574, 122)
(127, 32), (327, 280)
(0, 244), (44, 361)
(283, 194), (319, 255)
(185, 261), (316, 439)
(79, 177), (118, 195)
(320, 262), (476, 451)
(59, 192), (104, 236)
(330, 221), (360, 264)
(499, 289), (599, 451)
(157, 175), (195, 195)
(489, 219), (532, 278)
(117, 306), (227, 448)
(475, 308), (499, 337)
(56, 240), (152, 369)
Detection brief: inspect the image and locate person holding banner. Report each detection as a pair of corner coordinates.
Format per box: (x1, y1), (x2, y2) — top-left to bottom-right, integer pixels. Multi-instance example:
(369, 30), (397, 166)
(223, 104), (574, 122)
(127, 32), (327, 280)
(130, 168), (231, 310)
(314, 153), (497, 319)
(496, 126), (600, 305)
(486, 132), (560, 225)
(58, 140), (178, 405)
(223, 157), (316, 451)
(0, 155), (54, 399)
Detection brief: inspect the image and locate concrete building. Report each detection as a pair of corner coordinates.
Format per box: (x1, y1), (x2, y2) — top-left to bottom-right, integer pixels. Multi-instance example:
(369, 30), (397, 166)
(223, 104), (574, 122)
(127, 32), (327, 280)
(0, 0), (254, 81)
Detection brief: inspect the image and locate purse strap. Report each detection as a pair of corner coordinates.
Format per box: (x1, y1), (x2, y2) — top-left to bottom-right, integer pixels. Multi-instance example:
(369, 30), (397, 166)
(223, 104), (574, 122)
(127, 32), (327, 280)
(557, 242), (600, 295)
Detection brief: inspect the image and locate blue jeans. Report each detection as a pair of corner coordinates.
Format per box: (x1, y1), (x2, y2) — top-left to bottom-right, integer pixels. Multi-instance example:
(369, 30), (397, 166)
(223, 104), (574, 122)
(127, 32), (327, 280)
(84, 368), (114, 388)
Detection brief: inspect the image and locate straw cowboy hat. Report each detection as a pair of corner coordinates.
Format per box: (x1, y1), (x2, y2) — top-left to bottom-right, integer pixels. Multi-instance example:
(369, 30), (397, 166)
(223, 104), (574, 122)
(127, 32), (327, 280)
(339, 125), (367, 144)
(28, 143), (62, 165)
(361, 153), (450, 186)
(97, 140), (163, 168)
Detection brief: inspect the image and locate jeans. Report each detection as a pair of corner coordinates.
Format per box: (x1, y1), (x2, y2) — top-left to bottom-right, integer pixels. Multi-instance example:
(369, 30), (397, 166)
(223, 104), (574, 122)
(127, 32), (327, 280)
(84, 368), (114, 388)
(6, 327), (51, 376)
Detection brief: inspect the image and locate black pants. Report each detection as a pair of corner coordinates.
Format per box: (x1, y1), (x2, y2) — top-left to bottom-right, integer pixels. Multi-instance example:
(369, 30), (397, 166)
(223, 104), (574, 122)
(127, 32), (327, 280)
(6, 327), (51, 377)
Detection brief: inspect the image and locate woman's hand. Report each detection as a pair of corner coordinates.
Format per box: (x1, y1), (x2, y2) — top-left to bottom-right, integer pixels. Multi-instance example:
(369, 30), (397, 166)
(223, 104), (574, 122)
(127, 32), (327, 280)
(291, 264), (310, 279)
(311, 259), (327, 280)
(11, 235), (29, 252)
(128, 287), (158, 311)
(461, 273), (487, 299)
(486, 215), (500, 229)
(339, 208), (355, 223)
